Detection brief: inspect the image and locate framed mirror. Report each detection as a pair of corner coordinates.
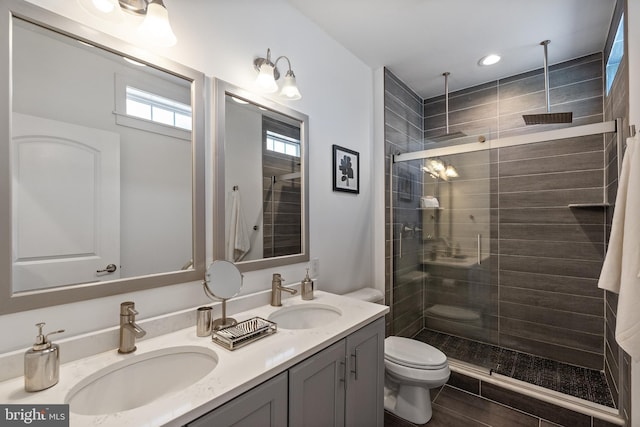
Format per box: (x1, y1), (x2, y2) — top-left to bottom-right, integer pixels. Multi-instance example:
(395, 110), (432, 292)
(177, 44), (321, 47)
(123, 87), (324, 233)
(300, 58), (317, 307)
(214, 80), (309, 272)
(0, 0), (205, 314)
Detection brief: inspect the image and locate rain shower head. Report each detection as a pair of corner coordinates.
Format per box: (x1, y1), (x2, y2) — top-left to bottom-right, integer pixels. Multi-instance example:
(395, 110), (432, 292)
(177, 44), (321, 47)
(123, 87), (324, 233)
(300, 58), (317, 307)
(522, 40), (573, 125)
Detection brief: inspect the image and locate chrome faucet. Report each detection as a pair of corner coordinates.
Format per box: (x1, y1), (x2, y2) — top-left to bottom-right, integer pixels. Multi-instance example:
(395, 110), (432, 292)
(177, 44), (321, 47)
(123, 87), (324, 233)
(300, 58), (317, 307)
(270, 273), (297, 306)
(118, 301), (146, 354)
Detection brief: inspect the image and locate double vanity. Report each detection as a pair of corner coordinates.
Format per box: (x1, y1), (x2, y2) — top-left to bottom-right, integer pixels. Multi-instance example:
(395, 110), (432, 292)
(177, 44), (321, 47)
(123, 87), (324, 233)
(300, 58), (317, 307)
(0, 2), (387, 425)
(0, 291), (388, 426)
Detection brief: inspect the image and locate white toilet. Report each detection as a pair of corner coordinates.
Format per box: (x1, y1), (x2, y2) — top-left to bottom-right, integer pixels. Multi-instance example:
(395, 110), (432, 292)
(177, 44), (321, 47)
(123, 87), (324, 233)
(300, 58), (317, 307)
(384, 336), (449, 424)
(343, 287), (450, 424)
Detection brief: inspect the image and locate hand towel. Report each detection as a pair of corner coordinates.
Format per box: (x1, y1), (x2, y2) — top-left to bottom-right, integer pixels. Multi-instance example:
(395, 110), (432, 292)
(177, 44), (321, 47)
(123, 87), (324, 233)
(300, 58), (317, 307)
(226, 189), (251, 262)
(598, 135), (640, 358)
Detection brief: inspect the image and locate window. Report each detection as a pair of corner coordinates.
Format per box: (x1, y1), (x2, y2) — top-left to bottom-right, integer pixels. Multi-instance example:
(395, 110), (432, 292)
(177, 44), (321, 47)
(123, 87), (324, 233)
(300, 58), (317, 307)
(606, 13), (624, 95)
(125, 86), (192, 131)
(266, 130), (300, 158)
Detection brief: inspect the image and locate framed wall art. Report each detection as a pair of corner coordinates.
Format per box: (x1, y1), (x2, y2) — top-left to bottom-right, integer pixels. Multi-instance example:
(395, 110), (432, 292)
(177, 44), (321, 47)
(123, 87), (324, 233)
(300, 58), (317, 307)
(332, 144), (359, 194)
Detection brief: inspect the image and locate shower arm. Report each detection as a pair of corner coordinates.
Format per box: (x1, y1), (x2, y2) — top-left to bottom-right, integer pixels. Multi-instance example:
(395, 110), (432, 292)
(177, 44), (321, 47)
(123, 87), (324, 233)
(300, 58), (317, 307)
(541, 40), (551, 113)
(443, 72), (450, 134)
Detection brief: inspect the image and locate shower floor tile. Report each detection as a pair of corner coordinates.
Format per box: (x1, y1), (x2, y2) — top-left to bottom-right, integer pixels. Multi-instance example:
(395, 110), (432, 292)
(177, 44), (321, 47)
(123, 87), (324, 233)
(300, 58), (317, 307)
(413, 329), (615, 408)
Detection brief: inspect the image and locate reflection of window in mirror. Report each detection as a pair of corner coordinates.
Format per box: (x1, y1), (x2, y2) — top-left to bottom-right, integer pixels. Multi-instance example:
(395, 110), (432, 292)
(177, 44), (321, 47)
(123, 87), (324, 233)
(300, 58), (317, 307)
(114, 73), (191, 141)
(266, 131), (300, 157)
(125, 86), (192, 131)
(262, 117), (302, 259)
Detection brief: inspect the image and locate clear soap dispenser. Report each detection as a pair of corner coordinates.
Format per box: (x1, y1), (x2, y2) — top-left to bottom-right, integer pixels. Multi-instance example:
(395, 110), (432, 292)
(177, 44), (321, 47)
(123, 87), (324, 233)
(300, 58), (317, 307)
(24, 322), (65, 392)
(301, 268), (314, 300)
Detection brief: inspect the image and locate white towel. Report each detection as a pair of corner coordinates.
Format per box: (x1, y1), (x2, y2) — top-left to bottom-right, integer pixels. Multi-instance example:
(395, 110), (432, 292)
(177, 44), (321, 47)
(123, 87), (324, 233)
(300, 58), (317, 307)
(226, 189), (251, 262)
(598, 135), (640, 358)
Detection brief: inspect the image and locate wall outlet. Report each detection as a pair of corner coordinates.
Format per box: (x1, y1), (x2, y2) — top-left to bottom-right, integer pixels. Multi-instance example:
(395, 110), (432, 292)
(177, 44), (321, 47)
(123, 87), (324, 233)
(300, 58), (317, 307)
(310, 258), (319, 278)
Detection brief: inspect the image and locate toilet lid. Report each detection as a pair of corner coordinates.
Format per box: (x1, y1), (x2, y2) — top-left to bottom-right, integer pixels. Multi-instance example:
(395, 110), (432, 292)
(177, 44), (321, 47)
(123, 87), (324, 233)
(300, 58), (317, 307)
(384, 337), (448, 370)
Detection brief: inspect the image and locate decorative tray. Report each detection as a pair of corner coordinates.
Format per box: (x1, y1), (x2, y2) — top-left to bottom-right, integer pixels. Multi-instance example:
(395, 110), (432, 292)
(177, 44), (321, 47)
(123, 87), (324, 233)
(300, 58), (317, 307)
(211, 317), (277, 350)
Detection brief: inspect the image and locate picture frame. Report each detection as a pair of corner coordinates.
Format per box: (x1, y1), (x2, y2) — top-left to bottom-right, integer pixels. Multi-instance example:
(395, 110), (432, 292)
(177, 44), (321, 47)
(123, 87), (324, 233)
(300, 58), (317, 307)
(332, 144), (359, 194)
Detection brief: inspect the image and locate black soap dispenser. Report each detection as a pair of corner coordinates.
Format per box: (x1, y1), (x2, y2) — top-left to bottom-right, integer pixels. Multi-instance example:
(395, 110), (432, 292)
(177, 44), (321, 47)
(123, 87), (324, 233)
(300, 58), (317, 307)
(24, 322), (65, 392)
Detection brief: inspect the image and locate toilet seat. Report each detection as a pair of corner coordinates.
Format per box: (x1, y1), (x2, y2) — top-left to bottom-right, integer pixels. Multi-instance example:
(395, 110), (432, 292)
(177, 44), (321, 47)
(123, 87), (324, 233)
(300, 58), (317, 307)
(384, 337), (448, 370)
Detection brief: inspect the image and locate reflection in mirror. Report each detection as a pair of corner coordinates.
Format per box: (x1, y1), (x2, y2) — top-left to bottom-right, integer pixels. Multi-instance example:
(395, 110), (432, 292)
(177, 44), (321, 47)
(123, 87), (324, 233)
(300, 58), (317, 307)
(215, 80), (309, 273)
(0, 0), (205, 314)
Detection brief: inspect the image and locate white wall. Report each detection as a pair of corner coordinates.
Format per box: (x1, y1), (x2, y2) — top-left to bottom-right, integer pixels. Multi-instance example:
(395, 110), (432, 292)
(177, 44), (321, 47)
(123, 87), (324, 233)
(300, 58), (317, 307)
(0, 0), (375, 353)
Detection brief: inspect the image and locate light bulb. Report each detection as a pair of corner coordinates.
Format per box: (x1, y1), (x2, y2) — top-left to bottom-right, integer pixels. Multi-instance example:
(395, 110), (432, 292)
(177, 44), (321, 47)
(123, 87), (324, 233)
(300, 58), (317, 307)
(138, 0), (177, 47)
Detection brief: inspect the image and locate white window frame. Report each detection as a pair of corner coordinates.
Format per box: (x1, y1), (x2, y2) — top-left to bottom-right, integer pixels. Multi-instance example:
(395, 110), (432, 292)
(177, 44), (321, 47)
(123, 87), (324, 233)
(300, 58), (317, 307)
(265, 130), (301, 158)
(114, 73), (192, 141)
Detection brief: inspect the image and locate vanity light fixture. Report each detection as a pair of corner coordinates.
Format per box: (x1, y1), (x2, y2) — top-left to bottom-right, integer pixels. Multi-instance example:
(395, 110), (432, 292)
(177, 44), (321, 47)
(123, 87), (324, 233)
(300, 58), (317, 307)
(254, 48), (302, 100)
(478, 53), (501, 66)
(93, 0), (177, 47)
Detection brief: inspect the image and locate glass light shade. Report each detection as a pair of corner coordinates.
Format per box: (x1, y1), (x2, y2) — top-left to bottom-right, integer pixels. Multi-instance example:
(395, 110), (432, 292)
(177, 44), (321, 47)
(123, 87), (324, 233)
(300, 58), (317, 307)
(138, 1), (177, 47)
(445, 165), (459, 178)
(279, 71), (302, 100)
(428, 158), (445, 172)
(92, 0), (117, 13)
(256, 63), (278, 93)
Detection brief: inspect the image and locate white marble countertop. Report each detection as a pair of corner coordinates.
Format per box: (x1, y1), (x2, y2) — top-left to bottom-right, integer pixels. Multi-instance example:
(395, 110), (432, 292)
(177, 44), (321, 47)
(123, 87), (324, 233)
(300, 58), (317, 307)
(0, 291), (388, 427)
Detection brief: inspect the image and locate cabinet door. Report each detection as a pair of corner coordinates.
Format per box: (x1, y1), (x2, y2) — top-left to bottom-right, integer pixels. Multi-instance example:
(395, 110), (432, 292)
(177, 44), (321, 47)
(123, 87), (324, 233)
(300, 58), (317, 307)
(187, 372), (288, 427)
(289, 340), (346, 427)
(345, 318), (385, 427)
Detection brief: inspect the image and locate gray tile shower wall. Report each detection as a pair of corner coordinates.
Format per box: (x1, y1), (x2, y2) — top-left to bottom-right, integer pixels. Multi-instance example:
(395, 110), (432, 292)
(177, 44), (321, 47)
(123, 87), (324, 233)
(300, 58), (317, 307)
(425, 53), (603, 140)
(602, 0), (630, 422)
(422, 54), (608, 370)
(384, 69), (425, 338)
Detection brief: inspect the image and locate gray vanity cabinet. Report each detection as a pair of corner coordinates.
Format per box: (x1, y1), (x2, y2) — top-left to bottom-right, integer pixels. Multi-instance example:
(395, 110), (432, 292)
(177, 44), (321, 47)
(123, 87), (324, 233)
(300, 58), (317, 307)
(184, 317), (384, 427)
(344, 318), (385, 427)
(186, 372), (288, 427)
(289, 317), (385, 427)
(289, 340), (347, 426)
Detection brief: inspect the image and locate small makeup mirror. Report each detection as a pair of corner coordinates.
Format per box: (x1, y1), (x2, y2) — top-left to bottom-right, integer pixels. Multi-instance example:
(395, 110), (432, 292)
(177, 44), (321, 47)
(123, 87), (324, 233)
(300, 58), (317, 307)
(203, 260), (243, 329)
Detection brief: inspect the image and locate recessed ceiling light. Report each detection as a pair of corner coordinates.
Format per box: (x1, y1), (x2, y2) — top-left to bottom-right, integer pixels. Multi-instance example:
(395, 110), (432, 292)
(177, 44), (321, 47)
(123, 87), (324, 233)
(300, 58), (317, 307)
(478, 54), (501, 66)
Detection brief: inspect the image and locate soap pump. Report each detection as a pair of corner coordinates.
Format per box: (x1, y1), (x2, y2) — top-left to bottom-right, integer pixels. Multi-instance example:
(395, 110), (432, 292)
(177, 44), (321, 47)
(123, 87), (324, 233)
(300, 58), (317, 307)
(301, 268), (314, 300)
(24, 322), (65, 392)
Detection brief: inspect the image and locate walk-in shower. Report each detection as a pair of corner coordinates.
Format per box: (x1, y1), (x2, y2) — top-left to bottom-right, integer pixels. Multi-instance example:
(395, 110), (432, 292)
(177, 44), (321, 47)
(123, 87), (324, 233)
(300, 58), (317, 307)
(388, 119), (624, 421)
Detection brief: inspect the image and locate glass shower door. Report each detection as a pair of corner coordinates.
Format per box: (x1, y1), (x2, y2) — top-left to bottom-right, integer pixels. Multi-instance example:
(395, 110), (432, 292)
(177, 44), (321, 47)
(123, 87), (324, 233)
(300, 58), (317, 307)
(420, 149), (496, 346)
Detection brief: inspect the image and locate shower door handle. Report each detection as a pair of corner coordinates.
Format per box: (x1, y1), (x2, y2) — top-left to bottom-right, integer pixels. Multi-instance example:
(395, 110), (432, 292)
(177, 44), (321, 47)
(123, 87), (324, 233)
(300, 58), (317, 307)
(477, 234), (482, 265)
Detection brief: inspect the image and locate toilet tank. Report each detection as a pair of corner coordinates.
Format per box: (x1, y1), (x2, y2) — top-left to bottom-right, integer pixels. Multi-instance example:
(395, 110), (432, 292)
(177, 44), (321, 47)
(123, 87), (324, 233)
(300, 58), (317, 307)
(342, 287), (384, 304)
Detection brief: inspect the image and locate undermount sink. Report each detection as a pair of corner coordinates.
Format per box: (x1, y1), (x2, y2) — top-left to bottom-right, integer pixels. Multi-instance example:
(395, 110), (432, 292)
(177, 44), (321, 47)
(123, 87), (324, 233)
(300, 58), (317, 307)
(268, 303), (342, 329)
(66, 346), (217, 415)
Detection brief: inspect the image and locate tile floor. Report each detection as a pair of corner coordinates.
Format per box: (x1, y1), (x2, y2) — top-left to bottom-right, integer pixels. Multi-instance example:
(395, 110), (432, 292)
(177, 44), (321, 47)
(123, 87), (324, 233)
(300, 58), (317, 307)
(414, 329), (615, 408)
(384, 385), (545, 427)
(384, 384), (618, 427)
